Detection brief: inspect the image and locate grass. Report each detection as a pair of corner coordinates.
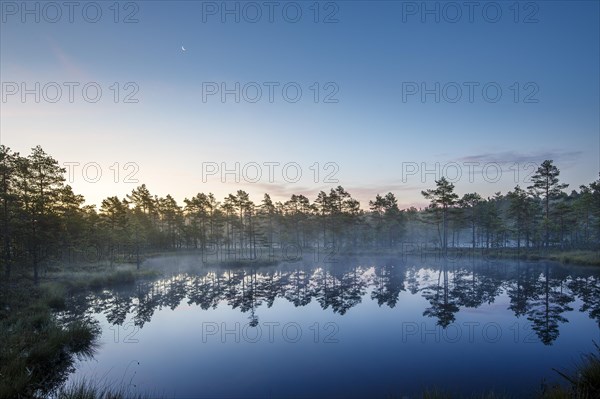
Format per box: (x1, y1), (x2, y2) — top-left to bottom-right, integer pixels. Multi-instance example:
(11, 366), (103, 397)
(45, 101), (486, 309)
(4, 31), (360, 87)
(0, 280), (100, 398)
(0, 261), (161, 398)
(45, 267), (161, 294)
(483, 249), (600, 266)
(546, 250), (600, 266)
(53, 378), (156, 399)
(540, 342), (600, 399)
(407, 247), (600, 266)
(417, 343), (600, 398)
(420, 391), (511, 398)
(330, 246), (600, 267)
(203, 259), (280, 268)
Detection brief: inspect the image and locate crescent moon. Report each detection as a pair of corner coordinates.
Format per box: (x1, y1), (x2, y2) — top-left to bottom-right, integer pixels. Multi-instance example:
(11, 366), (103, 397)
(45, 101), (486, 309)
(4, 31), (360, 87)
(181, 46), (186, 52)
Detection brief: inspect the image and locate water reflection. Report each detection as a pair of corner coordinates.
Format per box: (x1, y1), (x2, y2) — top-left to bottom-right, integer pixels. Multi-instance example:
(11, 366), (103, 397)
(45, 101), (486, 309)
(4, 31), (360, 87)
(63, 257), (600, 346)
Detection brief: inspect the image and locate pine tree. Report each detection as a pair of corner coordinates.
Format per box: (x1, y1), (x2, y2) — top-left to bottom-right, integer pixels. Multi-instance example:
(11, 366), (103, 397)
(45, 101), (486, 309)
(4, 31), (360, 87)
(528, 160), (568, 248)
(422, 177), (458, 251)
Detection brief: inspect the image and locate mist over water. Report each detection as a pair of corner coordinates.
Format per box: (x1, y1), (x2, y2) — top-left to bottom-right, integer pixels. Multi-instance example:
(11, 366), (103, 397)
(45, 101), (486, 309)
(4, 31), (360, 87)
(64, 255), (600, 398)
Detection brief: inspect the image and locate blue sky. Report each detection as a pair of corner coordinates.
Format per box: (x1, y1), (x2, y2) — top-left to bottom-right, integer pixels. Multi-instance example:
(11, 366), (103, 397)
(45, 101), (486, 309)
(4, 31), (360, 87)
(1, 1), (599, 208)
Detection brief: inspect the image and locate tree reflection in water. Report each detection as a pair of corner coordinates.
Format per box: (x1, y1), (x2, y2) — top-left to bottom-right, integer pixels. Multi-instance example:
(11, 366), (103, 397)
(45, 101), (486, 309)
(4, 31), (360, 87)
(62, 258), (600, 346)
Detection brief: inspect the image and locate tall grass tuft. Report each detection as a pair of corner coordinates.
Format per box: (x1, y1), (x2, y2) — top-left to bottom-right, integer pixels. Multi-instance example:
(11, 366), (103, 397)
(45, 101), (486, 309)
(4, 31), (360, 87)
(54, 377), (159, 399)
(543, 342), (600, 398)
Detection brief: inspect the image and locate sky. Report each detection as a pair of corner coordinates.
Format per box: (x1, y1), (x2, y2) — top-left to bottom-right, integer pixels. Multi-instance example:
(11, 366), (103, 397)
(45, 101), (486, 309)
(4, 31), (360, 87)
(1, 0), (599, 209)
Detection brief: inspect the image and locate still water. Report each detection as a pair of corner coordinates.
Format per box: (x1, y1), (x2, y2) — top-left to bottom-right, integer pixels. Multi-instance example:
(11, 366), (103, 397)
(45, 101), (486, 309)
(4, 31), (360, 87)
(63, 255), (600, 398)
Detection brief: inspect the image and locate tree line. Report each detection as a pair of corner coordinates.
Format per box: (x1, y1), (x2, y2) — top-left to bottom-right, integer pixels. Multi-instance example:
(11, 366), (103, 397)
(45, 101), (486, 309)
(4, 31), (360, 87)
(1, 145), (599, 283)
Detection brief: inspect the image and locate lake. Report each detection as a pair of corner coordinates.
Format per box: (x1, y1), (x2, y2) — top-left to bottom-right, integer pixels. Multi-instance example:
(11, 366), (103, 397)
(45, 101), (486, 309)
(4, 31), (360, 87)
(62, 254), (600, 398)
